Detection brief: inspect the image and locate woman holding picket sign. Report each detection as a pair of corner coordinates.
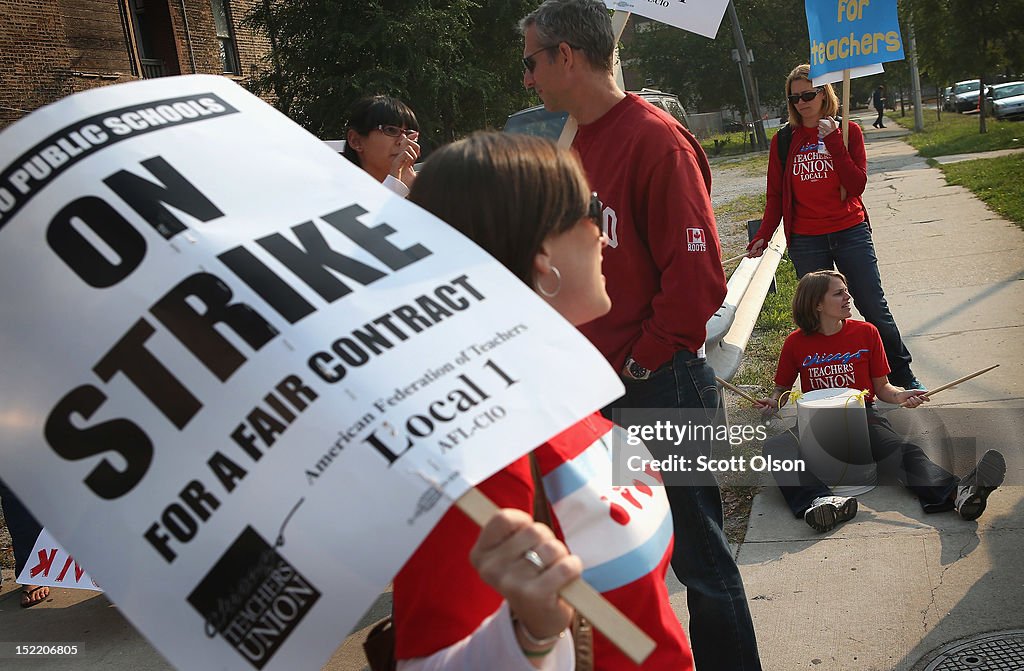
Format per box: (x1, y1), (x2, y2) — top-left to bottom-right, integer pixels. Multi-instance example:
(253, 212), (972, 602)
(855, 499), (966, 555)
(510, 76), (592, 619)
(747, 63), (922, 390)
(385, 132), (693, 670)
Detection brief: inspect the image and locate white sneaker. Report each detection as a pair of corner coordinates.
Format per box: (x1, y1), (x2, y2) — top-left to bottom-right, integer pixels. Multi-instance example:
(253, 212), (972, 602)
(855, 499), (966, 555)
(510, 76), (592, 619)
(804, 495), (858, 532)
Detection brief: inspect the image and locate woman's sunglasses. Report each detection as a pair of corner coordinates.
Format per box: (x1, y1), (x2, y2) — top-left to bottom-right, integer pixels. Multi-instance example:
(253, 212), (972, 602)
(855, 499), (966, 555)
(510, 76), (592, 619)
(588, 192), (602, 221)
(375, 124), (416, 138)
(787, 88), (824, 104)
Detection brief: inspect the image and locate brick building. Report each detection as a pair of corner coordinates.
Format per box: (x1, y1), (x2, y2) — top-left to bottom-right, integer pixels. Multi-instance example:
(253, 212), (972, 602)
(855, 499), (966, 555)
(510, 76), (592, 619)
(0, 0), (272, 129)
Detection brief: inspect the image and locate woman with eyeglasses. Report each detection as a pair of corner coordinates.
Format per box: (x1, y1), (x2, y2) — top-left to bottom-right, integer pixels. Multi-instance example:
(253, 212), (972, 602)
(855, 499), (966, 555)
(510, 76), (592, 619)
(343, 95), (420, 197)
(390, 132), (693, 670)
(747, 63), (922, 390)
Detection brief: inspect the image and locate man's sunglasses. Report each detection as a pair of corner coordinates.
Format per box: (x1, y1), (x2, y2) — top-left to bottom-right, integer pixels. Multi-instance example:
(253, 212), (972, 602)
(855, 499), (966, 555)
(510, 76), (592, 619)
(523, 42), (582, 73)
(787, 88), (824, 104)
(523, 45), (558, 73)
(375, 124), (416, 138)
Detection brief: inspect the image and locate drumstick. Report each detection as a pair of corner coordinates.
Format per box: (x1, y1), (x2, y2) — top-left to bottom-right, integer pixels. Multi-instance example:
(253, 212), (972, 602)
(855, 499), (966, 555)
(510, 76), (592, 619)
(899, 364), (999, 407)
(716, 376), (761, 405)
(457, 487), (655, 664)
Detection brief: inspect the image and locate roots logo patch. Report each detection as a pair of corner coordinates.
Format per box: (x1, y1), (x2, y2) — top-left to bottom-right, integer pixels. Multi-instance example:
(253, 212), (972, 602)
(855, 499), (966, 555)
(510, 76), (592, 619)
(686, 228), (707, 252)
(188, 526), (320, 668)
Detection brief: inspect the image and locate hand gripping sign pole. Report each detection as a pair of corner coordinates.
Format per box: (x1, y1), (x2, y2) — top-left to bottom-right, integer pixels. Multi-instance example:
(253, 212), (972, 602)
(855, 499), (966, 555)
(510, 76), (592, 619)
(457, 489), (655, 663)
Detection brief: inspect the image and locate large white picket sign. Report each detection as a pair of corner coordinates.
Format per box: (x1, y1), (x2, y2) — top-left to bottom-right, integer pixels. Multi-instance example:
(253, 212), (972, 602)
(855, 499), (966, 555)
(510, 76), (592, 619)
(0, 75), (623, 670)
(604, 0), (730, 39)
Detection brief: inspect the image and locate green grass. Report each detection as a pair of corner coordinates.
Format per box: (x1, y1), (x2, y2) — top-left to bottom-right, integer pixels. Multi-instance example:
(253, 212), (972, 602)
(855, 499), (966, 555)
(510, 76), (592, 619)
(701, 126), (781, 158)
(715, 192), (767, 223)
(719, 257), (798, 544)
(732, 257), (798, 394)
(889, 111), (1024, 157)
(940, 153), (1024, 230)
(715, 152), (770, 177)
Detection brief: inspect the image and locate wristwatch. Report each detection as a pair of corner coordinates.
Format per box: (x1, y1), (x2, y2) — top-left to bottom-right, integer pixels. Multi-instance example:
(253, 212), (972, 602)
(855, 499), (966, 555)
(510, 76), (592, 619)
(624, 356), (651, 381)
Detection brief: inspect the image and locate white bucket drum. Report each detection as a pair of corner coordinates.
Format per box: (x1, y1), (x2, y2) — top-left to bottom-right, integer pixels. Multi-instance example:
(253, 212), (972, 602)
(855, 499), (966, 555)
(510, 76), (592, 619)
(796, 388), (876, 496)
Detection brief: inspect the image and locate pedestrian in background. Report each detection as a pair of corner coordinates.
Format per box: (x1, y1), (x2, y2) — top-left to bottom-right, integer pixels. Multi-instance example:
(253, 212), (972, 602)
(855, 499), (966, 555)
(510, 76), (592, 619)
(872, 85), (886, 128)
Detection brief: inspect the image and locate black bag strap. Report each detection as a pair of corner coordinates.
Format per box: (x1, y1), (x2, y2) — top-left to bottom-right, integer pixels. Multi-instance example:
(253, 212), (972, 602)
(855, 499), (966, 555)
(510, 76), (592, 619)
(776, 122), (793, 165)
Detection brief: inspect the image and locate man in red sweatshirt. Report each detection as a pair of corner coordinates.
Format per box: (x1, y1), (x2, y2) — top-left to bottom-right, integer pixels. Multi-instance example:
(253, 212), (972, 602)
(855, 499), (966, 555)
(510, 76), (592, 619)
(520, 2), (762, 670)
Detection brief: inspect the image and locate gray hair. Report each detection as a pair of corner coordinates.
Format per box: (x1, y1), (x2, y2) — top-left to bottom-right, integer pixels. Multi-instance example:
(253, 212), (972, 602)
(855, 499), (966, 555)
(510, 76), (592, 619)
(519, 0), (615, 73)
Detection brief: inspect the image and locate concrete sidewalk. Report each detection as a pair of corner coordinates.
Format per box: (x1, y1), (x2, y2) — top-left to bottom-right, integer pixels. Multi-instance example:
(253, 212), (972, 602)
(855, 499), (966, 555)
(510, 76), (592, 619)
(2, 116), (1022, 670)
(735, 116), (1024, 670)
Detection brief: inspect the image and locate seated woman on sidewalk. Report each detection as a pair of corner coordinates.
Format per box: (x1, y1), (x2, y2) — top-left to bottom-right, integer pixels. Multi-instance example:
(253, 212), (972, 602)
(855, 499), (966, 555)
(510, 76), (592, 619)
(755, 270), (1005, 533)
(747, 63), (922, 390)
(393, 132), (694, 669)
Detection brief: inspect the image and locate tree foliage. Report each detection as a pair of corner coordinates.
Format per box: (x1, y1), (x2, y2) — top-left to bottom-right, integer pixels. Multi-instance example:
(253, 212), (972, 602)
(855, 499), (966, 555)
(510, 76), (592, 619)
(243, 0), (542, 150)
(622, 1), (809, 116)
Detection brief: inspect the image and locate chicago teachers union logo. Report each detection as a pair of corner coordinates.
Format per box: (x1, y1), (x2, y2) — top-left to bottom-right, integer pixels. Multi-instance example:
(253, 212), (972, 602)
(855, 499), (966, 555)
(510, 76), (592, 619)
(188, 526), (321, 669)
(686, 227), (707, 252)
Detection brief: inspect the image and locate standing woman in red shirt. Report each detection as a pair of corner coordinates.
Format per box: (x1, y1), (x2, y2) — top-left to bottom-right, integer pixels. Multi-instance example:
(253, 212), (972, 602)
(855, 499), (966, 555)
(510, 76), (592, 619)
(747, 64), (922, 390)
(754, 271), (1005, 533)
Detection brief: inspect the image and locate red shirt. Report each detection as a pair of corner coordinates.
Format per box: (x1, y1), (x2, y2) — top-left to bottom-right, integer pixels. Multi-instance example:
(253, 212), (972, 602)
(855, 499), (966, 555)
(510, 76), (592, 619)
(789, 125), (865, 235)
(573, 94), (726, 371)
(393, 413), (693, 669)
(750, 121), (868, 250)
(775, 319), (889, 402)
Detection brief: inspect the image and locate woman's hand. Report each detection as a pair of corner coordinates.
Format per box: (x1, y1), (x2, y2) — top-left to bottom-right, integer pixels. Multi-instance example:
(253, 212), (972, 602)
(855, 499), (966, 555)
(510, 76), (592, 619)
(754, 397), (779, 420)
(747, 238), (766, 258)
(818, 116), (839, 138)
(469, 508), (579, 650)
(390, 132), (421, 188)
(896, 389), (930, 408)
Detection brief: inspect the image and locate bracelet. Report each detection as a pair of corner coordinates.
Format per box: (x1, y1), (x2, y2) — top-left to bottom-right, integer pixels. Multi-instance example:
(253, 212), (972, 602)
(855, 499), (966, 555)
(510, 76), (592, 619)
(514, 617), (567, 648)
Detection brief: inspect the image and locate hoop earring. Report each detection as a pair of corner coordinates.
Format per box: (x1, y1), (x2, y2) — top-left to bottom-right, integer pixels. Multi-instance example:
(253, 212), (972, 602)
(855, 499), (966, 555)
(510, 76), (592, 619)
(536, 266), (561, 298)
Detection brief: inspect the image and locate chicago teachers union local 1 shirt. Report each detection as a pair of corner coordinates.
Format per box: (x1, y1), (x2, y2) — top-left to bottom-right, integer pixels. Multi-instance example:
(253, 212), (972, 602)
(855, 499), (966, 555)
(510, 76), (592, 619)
(790, 125), (865, 236)
(775, 319), (890, 402)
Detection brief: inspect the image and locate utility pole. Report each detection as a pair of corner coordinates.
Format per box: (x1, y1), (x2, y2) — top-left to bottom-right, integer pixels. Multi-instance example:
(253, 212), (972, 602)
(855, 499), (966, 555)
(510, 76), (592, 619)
(907, 20), (924, 131)
(727, 0), (767, 150)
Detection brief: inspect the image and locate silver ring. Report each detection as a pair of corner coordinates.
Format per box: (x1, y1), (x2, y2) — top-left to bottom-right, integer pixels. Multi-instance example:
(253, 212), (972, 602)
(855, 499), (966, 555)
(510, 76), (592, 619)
(523, 549), (545, 571)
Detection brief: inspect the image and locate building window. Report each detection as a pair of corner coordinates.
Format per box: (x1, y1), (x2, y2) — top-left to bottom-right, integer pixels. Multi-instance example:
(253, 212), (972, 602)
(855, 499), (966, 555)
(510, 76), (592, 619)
(210, 0), (241, 74)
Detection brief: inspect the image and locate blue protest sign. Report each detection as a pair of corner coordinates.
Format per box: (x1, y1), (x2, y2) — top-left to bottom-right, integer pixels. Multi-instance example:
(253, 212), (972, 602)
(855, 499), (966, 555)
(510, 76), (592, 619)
(805, 0), (905, 79)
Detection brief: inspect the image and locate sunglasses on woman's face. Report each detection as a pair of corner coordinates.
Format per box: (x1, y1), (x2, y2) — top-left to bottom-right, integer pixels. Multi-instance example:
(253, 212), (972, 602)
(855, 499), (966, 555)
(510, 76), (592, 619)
(375, 124), (415, 138)
(788, 88), (823, 104)
(588, 193), (602, 222)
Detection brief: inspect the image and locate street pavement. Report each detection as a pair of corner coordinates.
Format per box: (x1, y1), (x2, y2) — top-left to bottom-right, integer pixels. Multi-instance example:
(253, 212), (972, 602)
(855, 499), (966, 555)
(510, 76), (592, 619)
(1, 114), (1021, 670)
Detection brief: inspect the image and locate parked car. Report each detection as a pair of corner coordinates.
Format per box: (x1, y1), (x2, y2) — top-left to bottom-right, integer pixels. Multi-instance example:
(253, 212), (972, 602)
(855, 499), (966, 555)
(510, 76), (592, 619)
(503, 88), (689, 140)
(950, 79), (982, 113)
(941, 86), (953, 111)
(986, 81), (1024, 120)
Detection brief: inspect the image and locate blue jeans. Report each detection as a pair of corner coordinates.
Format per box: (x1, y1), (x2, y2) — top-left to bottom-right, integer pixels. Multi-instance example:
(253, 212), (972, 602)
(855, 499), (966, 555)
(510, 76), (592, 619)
(764, 408), (958, 516)
(604, 350), (763, 671)
(790, 222), (915, 384)
(0, 477), (43, 577)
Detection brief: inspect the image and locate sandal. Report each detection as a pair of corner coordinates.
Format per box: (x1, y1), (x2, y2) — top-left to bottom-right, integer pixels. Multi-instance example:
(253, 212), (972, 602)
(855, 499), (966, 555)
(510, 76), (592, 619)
(20, 585), (49, 608)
